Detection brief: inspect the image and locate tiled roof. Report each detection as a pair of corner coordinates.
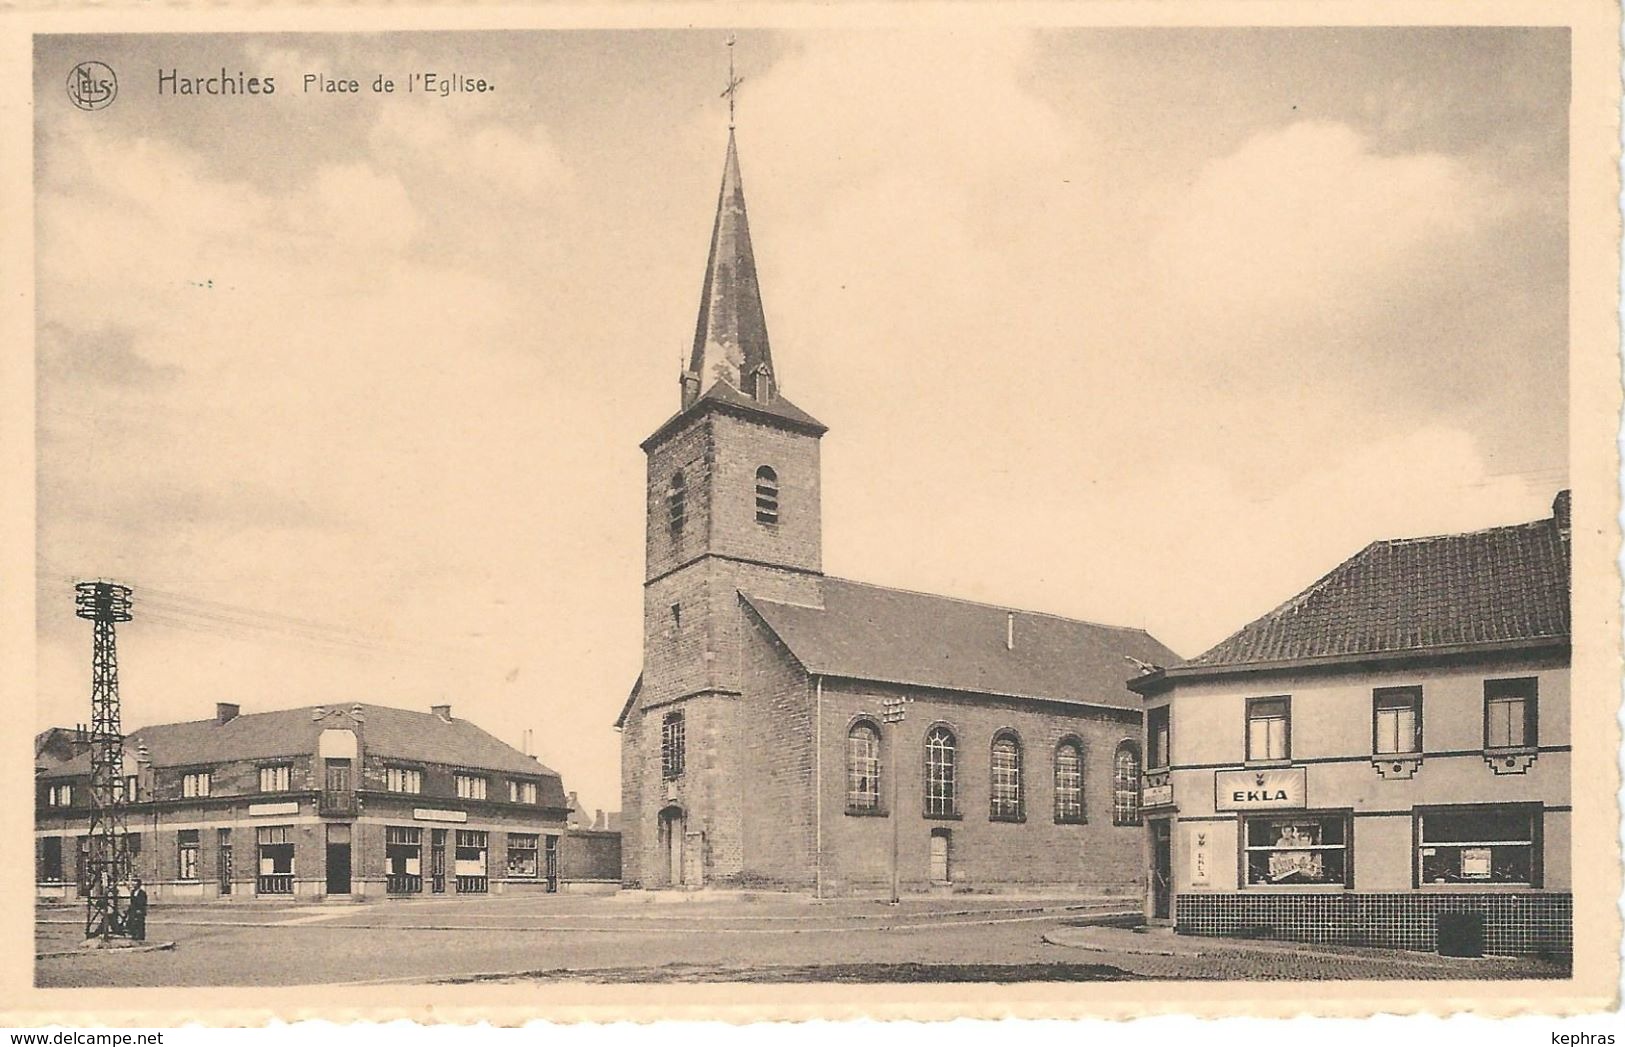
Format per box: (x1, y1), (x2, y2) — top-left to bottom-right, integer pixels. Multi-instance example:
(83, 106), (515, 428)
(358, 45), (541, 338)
(743, 578), (1180, 710)
(1182, 508), (1570, 670)
(38, 703), (563, 794)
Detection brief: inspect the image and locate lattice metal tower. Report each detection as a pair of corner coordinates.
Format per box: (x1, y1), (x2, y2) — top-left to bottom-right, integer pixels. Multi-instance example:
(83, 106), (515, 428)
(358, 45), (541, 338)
(74, 580), (133, 940)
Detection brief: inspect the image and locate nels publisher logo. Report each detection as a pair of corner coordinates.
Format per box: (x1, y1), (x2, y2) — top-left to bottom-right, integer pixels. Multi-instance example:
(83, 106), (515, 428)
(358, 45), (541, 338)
(67, 61), (117, 111)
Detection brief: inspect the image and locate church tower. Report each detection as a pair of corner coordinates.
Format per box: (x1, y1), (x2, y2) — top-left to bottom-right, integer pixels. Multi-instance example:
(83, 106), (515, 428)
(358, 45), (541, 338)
(621, 128), (826, 887)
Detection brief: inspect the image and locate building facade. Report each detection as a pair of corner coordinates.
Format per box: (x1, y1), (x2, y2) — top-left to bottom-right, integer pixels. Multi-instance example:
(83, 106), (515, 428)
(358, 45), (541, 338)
(616, 130), (1177, 895)
(36, 702), (575, 901)
(1129, 494), (1572, 956)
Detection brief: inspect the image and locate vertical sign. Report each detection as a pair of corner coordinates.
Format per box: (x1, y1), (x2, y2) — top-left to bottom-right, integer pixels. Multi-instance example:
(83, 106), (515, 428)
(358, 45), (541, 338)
(1187, 825), (1211, 887)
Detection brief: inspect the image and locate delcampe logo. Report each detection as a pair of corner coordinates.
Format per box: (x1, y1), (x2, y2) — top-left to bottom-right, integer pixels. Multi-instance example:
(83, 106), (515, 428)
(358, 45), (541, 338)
(67, 61), (117, 111)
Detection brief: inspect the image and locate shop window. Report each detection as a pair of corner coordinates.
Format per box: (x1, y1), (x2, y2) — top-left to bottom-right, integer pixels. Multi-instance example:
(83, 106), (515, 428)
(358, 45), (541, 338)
(507, 833), (540, 878)
(1416, 806), (1540, 886)
(41, 836), (64, 882)
(1373, 686), (1422, 755)
(662, 711), (686, 780)
(508, 780), (539, 804)
(1053, 740), (1084, 824)
(386, 826), (422, 893)
(454, 773), (487, 800)
(1484, 678), (1538, 749)
(258, 764), (292, 793)
(1147, 706), (1171, 770)
(256, 825), (295, 894)
(177, 828), (200, 881)
(755, 466), (779, 525)
(385, 766), (422, 794)
(989, 732), (1023, 822)
(1242, 813), (1351, 887)
(1111, 742), (1141, 826)
(1246, 697), (1291, 762)
(924, 725), (958, 817)
(455, 829), (489, 893)
(182, 771), (211, 798)
(846, 721), (881, 812)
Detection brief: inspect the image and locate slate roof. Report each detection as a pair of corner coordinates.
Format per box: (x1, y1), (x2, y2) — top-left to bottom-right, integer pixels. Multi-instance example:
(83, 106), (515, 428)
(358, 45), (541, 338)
(641, 380), (826, 450)
(38, 703), (563, 793)
(689, 130), (774, 397)
(1180, 504), (1570, 672)
(743, 578), (1180, 710)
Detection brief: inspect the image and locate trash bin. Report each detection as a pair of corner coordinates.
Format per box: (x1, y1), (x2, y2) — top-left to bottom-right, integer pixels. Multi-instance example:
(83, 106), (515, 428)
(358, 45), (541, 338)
(1436, 911), (1485, 957)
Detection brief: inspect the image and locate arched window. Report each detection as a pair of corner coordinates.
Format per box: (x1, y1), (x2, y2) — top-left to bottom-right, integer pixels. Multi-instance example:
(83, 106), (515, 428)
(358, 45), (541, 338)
(989, 732), (1023, 821)
(661, 711), (685, 781)
(846, 721), (881, 812)
(1054, 739), (1084, 824)
(1112, 742), (1141, 826)
(755, 466), (779, 525)
(924, 725), (957, 817)
(667, 471), (686, 537)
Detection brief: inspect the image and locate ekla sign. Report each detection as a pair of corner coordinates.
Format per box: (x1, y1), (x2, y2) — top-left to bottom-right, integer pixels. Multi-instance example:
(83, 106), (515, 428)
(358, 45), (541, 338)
(1214, 767), (1307, 811)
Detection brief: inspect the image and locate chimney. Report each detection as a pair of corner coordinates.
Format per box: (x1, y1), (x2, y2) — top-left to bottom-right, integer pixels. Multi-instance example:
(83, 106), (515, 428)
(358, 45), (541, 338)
(431, 704), (452, 722)
(1552, 489), (1571, 536)
(1006, 612), (1015, 651)
(216, 702), (240, 725)
(594, 808), (606, 830)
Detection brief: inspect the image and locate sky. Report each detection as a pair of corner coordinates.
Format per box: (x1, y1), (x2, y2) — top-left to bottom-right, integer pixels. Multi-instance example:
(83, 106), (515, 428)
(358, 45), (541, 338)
(33, 28), (1569, 812)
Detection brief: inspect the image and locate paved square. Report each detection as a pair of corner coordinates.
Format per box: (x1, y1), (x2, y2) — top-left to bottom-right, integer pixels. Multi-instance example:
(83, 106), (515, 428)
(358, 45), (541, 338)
(35, 894), (1570, 986)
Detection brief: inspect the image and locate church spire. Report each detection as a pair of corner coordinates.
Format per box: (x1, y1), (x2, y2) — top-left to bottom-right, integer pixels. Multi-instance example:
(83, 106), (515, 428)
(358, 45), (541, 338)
(682, 46), (774, 409)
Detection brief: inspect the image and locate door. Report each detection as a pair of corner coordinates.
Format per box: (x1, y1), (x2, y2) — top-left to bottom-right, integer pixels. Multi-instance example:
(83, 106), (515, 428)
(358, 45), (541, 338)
(544, 834), (559, 893)
(430, 829), (447, 893)
(325, 758), (351, 792)
(659, 808), (684, 887)
(217, 828), (233, 896)
(325, 824), (352, 895)
(1151, 820), (1173, 920)
(929, 829), (951, 884)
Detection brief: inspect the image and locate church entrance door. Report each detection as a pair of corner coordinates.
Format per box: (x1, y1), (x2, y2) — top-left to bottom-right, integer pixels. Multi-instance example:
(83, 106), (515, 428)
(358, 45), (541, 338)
(659, 807), (685, 887)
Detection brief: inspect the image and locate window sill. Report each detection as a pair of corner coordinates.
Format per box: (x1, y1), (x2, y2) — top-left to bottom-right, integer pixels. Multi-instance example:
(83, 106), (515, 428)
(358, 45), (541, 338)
(1416, 881), (1540, 892)
(1054, 816), (1088, 826)
(845, 806), (888, 818)
(1243, 759), (1294, 769)
(1240, 883), (1351, 893)
(1483, 746), (1538, 757)
(990, 813), (1026, 824)
(923, 811), (962, 822)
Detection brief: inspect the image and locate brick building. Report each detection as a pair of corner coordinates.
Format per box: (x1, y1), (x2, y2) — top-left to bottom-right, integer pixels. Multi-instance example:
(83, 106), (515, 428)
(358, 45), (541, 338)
(1129, 494), (1571, 956)
(36, 701), (576, 901)
(615, 130), (1178, 894)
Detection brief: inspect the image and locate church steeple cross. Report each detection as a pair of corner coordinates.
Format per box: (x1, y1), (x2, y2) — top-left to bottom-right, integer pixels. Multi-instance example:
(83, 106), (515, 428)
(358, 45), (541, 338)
(721, 34), (744, 129)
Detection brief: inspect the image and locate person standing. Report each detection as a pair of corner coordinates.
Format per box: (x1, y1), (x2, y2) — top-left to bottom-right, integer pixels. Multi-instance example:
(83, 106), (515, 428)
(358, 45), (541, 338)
(125, 877), (148, 942)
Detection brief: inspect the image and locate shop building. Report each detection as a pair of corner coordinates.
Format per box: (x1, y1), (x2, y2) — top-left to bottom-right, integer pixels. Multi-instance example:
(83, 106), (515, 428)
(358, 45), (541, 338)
(1129, 493), (1572, 956)
(616, 128), (1178, 894)
(36, 702), (580, 901)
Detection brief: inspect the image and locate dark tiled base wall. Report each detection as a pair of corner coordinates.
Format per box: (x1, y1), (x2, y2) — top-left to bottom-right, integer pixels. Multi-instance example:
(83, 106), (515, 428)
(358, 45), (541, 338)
(1177, 892), (1572, 957)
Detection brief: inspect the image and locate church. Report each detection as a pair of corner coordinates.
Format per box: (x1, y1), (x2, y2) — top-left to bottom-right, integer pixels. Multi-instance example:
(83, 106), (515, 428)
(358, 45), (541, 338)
(615, 128), (1179, 895)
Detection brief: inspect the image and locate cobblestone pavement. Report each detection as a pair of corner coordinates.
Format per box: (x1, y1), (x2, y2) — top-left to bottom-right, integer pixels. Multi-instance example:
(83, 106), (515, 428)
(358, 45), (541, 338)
(34, 894), (1569, 986)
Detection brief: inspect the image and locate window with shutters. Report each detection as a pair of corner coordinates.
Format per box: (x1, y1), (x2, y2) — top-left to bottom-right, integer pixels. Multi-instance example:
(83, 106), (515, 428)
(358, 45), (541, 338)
(667, 471), (687, 537)
(755, 466), (779, 525)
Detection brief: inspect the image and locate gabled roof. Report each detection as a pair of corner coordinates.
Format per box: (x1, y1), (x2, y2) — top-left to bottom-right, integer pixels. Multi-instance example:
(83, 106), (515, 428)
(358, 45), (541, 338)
(38, 703), (564, 795)
(1176, 499), (1571, 673)
(742, 578), (1179, 711)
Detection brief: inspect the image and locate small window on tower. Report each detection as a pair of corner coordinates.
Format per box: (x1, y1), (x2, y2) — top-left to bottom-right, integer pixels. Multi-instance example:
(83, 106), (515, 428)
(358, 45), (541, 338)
(667, 471), (687, 537)
(755, 466), (779, 525)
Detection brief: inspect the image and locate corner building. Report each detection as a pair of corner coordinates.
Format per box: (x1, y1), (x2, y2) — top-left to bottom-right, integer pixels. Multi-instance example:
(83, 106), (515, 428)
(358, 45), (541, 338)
(1129, 494), (1572, 956)
(616, 130), (1178, 895)
(37, 702), (573, 901)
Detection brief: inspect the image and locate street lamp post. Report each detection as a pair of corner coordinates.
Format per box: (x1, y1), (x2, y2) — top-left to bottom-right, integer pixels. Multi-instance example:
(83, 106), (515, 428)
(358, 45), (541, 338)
(881, 695), (909, 906)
